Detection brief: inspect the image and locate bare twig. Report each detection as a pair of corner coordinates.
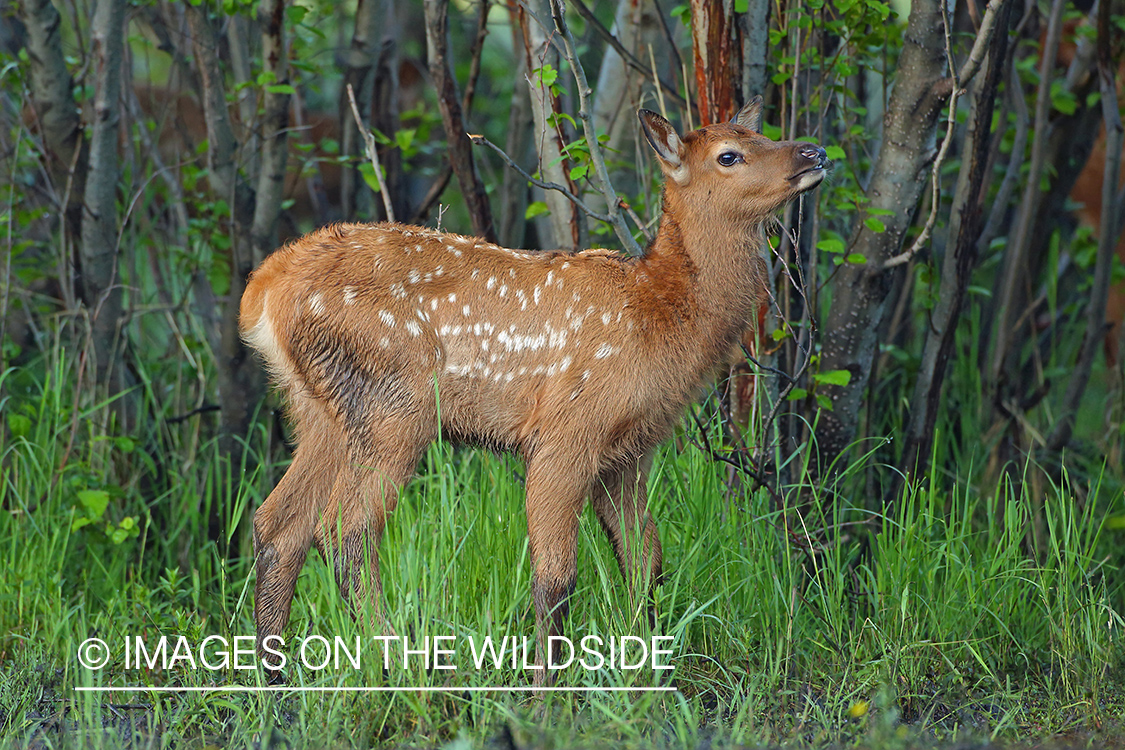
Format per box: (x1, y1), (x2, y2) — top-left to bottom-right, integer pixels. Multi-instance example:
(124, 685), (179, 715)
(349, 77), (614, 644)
(469, 134), (613, 223)
(461, 0), (491, 118)
(978, 62), (1029, 254)
(346, 82), (395, 223)
(548, 0), (643, 256)
(958, 0), (1005, 85)
(619, 199), (653, 243)
(568, 0), (686, 110)
(424, 0), (495, 240)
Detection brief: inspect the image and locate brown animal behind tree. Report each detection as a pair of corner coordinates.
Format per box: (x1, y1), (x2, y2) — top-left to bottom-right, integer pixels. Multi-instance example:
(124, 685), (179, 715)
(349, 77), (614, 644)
(239, 98), (829, 684)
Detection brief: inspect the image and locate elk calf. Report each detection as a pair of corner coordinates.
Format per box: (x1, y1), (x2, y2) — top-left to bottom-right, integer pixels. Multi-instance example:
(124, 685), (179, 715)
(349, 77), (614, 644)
(240, 98), (828, 681)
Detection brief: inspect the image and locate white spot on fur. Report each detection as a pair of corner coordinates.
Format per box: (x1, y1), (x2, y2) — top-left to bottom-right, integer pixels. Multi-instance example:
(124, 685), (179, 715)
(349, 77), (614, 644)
(380, 336), (390, 347)
(343, 287), (357, 306)
(463, 304), (471, 316)
(447, 293), (457, 304)
(309, 292), (325, 316)
(487, 276), (496, 290)
(499, 285), (508, 297)
(546, 270), (555, 286)
(408, 270), (421, 284)
(379, 310), (395, 328)
(595, 342), (615, 358)
(405, 320), (422, 337)
(601, 312), (611, 325)
(534, 286), (542, 305)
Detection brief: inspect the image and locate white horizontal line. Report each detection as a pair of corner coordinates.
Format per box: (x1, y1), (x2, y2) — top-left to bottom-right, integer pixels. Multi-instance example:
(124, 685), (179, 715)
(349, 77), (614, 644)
(75, 686), (676, 693)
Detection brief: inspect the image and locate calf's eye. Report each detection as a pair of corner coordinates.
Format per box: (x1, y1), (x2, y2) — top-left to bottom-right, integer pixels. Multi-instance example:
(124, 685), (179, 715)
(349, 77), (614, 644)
(717, 151), (741, 167)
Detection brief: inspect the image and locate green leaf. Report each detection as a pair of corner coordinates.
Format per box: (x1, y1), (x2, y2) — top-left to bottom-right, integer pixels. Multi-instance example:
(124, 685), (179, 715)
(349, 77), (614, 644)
(817, 238), (845, 254)
(1050, 81), (1077, 116)
(525, 201), (550, 220)
(77, 489), (110, 519)
(395, 129), (416, 151)
(7, 413), (31, 438)
(115, 436), (135, 453)
(535, 64), (557, 88)
(864, 217), (886, 233)
(816, 393), (834, 410)
(813, 369), (852, 387)
(569, 164), (589, 181)
(265, 84), (295, 95)
(285, 4), (308, 24)
(358, 162), (382, 193)
(786, 387), (808, 401)
(824, 145), (846, 161)
(845, 253), (867, 264)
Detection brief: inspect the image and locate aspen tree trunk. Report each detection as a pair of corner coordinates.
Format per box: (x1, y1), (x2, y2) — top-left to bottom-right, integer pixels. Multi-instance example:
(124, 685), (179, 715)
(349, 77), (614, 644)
(810, 0), (951, 477)
(900, 0), (1012, 480)
(515, 0), (584, 251)
(19, 0), (84, 239)
(80, 0), (127, 391)
(187, 4), (263, 547)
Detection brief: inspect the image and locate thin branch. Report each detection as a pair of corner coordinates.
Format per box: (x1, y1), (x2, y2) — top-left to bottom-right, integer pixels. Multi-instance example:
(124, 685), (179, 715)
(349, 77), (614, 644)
(409, 163), (454, 224)
(958, 0), (1004, 85)
(346, 82), (395, 223)
(461, 0), (491, 117)
(548, 0), (643, 256)
(978, 61), (1029, 254)
(568, 0), (687, 110)
(469, 134), (613, 223)
(424, 0), (495, 240)
(987, 0), (1067, 385)
(619, 199), (653, 243)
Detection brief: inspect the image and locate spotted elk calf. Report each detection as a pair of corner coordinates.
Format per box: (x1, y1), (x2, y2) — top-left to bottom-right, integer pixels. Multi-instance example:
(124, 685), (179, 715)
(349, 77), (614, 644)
(240, 98), (829, 682)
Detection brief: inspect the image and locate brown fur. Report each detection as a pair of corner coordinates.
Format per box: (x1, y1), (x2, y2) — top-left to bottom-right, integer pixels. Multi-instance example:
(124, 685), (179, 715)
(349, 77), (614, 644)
(240, 101), (828, 683)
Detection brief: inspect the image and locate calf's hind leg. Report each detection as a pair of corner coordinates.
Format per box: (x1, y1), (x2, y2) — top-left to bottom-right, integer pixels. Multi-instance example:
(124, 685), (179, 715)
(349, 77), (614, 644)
(590, 452), (663, 625)
(313, 418), (432, 634)
(254, 398), (344, 664)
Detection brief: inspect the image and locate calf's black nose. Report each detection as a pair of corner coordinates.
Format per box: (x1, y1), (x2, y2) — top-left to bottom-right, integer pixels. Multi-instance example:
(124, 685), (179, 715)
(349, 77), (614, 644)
(799, 145), (828, 168)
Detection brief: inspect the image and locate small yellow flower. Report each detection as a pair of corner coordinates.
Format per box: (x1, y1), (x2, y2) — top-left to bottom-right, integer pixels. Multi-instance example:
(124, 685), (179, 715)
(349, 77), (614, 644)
(848, 700), (869, 719)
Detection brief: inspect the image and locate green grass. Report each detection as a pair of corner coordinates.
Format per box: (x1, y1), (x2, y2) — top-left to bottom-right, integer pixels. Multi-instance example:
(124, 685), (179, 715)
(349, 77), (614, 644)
(1, 353), (1122, 748)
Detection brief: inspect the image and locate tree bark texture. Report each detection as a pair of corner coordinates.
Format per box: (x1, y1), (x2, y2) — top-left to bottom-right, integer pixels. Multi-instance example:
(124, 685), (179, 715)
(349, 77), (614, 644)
(20, 0), (84, 234)
(187, 4), (263, 518)
(80, 0), (126, 389)
(251, 0), (291, 269)
(424, 0), (497, 243)
(900, 0), (1012, 480)
(515, 0), (584, 251)
(340, 0), (406, 222)
(810, 0), (951, 475)
(690, 0), (736, 125)
(739, 0), (770, 103)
